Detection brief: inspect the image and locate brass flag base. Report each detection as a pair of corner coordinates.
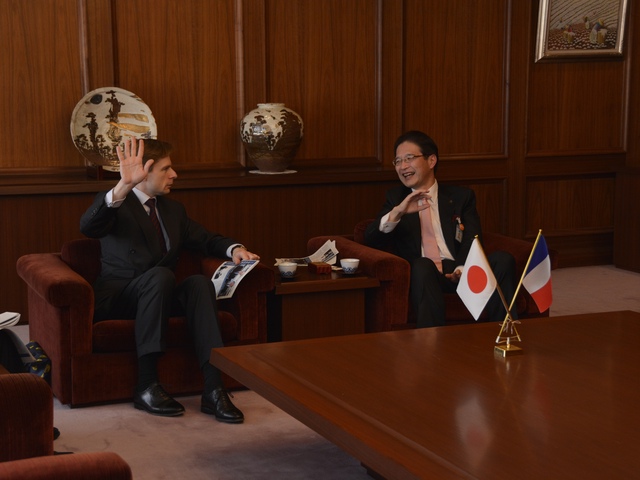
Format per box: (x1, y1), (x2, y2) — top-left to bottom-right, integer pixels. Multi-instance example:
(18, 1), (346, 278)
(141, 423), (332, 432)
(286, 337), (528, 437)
(494, 344), (523, 357)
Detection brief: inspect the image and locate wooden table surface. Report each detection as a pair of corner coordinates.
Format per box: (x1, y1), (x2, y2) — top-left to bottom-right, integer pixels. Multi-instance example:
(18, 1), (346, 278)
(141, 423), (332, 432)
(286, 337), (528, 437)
(274, 267), (380, 294)
(212, 311), (640, 479)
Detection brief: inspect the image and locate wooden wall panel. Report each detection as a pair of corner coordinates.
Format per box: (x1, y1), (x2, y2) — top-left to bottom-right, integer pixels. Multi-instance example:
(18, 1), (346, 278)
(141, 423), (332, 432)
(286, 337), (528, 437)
(112, 0), (240, 168)
(0, 0), (83, 168)
(262, 0), (379, 166)
(403, 0), (508, 157)
(614, 168), (640, 272)
(526, 176), (616, 236)
(527, 60), (627, 154)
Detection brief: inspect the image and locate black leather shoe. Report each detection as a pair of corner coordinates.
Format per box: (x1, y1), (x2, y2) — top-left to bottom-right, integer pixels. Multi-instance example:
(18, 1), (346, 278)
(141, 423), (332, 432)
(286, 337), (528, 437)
(134, 382), (185, 417)
(201, 388), (244, 423)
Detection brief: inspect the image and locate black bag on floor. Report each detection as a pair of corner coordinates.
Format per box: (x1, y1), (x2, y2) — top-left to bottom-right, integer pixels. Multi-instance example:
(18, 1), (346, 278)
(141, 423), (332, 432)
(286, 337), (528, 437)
(26, 341), (52, 386)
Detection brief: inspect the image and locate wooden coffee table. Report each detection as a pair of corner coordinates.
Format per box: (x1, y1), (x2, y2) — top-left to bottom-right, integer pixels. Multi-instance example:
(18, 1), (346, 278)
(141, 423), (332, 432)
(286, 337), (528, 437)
(270, 267), (379, 341)
(212, 311), (640, 479)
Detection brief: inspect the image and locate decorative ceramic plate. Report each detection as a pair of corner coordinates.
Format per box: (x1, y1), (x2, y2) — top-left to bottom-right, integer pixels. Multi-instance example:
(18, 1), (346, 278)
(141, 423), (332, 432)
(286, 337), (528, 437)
(70, 87), (157, 170)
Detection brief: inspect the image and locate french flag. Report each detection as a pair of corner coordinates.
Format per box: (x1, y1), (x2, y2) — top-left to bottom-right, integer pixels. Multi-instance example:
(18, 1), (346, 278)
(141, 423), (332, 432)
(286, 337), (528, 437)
(523, 235), (552, 313)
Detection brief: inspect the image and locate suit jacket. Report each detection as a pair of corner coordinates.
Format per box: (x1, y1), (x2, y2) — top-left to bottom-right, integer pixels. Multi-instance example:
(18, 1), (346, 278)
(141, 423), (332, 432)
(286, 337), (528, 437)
(364, 184), (482, 273)
(80, 191), (237, 283)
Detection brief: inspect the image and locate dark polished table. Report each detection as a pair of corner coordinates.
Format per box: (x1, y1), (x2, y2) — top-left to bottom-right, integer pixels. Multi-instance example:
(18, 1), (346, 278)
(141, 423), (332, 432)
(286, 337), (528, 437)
(270, 268), (379, 341)
(212, 311), (640, 479)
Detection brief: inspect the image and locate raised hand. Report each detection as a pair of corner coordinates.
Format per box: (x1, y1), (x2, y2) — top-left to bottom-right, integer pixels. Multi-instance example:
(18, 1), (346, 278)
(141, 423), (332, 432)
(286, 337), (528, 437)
(388, 189), (431, 222)
(116, 138), (153, 187)
(112, 138), (154, 201)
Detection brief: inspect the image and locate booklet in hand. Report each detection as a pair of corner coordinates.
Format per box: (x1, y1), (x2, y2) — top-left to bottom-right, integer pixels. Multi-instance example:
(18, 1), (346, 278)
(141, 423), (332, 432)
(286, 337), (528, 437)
(211, 260), (259, 300)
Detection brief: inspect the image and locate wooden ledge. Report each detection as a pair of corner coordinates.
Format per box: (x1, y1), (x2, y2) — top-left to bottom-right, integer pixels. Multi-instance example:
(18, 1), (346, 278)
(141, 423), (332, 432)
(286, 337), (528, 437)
(0, 165), (398, 196)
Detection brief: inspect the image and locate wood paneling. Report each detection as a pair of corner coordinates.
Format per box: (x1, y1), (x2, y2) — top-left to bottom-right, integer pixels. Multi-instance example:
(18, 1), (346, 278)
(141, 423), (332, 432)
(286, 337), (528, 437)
(528, 60), (627, 154)
(403, 0), (508, 157)
(2, 0), (640, 320)
(526, 175), (616, 235)
(263, 0), (379, 166)
(0, 0), (83, 168)
(615, 168), (640, 272)
(111, 0), (240, 168)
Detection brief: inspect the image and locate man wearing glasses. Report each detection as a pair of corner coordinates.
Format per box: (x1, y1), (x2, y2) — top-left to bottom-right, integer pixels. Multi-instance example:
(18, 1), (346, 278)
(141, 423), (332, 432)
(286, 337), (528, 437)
(364, 130), (517, 328)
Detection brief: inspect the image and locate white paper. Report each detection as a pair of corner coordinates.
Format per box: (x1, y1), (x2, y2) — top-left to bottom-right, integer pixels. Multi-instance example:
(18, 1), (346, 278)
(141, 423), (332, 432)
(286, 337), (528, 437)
(274, 239), (339, 266)
(0, 312), (21, 329)
(211, 260), (260, 300)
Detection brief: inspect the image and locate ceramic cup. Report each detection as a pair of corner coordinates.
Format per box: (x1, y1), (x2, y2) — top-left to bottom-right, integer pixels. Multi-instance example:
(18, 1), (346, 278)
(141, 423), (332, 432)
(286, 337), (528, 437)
(340, 258), (360, 274)
(278, 262), (298, 278)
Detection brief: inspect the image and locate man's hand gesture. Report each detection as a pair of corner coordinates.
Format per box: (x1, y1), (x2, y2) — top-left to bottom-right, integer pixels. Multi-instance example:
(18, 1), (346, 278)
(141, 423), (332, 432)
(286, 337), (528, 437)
(388, 189), (431, 223)
(112, 138), (153, 201)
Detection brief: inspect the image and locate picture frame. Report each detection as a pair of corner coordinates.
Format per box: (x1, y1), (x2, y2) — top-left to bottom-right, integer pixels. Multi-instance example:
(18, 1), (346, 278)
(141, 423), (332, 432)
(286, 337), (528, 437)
(535, 0), (629, 62)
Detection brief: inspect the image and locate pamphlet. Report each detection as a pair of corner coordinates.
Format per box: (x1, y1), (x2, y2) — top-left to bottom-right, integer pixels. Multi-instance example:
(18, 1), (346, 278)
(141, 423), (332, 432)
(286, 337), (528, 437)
(274, 239), (339, 266)
(211, 260), (259, 300)
(0, 312), (20, 329)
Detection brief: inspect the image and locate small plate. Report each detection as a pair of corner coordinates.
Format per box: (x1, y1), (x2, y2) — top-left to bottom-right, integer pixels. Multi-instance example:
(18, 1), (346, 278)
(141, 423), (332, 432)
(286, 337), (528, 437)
(70, 87), (157, 170)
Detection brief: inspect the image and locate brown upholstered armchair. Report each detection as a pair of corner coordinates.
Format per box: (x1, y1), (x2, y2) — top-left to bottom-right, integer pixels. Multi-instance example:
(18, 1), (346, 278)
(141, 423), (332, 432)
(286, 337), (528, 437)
(16, 238), (275, 407)
(0, 373), (132, 479)
(308, 219), (559, 333)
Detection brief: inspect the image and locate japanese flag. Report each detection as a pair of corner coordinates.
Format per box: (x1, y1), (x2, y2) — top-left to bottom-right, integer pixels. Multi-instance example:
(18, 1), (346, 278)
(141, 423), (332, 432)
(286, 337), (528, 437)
(457, 238), (497, 320)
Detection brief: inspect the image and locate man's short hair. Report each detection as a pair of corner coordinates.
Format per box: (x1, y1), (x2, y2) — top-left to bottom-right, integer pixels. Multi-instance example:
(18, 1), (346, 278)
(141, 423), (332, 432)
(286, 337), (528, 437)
(393, 130), (439, 173)
(393, 131), (439, 160)
(142, 139), (173, 167)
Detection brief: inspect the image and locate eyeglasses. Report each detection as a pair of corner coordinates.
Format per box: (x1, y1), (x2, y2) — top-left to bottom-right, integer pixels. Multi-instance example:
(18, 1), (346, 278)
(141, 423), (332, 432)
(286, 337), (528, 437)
(392, 153), (425, 167)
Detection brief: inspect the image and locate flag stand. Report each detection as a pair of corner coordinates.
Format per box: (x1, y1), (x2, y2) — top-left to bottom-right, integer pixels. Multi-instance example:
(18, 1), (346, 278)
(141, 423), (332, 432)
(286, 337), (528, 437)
(494, 324), (523, 357)
(493, 229), (545, 357)
(493, 285), (523, 357)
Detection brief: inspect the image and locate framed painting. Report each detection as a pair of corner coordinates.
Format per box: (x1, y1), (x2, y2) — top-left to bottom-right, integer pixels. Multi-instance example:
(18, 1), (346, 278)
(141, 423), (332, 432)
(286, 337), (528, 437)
(535, 0), (629, 62)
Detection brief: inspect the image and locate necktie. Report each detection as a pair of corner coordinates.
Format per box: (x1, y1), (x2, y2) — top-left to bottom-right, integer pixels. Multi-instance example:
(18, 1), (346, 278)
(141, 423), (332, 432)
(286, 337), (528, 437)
(420, 201), (442, 273)
(145, 198), (167, 254)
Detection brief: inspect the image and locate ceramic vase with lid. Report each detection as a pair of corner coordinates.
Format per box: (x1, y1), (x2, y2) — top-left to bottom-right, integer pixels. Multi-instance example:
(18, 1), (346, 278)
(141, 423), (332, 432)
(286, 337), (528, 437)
(240, 103), (303, 174)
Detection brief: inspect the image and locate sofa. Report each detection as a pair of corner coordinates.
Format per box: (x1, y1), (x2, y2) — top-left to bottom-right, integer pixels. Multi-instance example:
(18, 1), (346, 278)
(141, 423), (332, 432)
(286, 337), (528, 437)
(16, 238), (275, 407)
(308, 219), (558, 332)
(0, 372), (132, 479)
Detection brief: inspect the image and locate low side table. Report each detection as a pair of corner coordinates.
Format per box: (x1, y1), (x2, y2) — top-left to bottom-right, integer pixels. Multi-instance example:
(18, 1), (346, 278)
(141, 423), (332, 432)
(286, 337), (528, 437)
(270, 268), (379, 341)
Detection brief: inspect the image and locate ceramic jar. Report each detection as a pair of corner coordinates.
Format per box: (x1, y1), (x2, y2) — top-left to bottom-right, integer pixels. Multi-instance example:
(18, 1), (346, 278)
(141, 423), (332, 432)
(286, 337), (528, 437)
(240, 103), (303, 173)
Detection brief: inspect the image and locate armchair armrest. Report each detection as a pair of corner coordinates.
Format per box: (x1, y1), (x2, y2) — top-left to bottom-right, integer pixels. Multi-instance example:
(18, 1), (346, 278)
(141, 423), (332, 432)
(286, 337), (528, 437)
(0, 374), (53, 462)
(0, 452), (132, 480)
(16, 253), (94, 310)
(201, 259), (275, 343)
(16, 253), (94, 354)
(308, 236), (411, 332)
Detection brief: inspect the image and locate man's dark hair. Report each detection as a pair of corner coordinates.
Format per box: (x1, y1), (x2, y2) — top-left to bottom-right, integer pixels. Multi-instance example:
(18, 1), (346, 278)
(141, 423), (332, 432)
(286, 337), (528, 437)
(393, 130), (439, 172)
(142, 139), (173, 167)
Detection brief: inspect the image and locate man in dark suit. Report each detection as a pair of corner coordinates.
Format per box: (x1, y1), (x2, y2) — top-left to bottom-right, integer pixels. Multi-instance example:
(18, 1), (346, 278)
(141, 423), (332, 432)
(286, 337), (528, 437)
(80, 138), (260, 422)
(364, 130), (516, 328)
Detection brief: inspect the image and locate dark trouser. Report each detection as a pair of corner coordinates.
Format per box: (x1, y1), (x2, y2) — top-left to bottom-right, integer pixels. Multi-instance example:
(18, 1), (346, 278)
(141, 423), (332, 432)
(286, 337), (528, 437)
(94, 267), (223, 368)
(410, 251), (517, 328)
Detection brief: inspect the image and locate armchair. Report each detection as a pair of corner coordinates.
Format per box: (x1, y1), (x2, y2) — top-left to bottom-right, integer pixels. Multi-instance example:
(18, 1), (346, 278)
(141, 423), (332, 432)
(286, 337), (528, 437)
(0, 373), (132, 479)
(308, 219), (558, 332)
(16, 238), (275, 407)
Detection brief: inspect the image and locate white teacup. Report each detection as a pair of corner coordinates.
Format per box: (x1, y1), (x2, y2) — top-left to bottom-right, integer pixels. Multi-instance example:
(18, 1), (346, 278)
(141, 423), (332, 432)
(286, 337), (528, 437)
(340, 258), (360, 274)
(278, 262), (297, 278)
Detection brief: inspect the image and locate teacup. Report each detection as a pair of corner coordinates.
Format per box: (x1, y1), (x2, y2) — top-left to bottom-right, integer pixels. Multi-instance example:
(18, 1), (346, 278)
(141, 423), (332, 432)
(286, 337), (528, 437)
(340, 258), (359, 274)
(278, 262), (297, 278)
